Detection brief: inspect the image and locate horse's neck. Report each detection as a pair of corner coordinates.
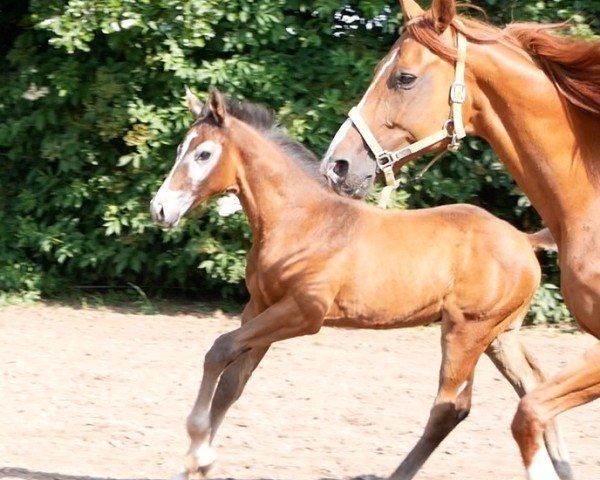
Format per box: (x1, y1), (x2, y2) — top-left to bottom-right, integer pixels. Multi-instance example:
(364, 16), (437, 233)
(467, 41), (600, 237)
(232, 122), (329, 239)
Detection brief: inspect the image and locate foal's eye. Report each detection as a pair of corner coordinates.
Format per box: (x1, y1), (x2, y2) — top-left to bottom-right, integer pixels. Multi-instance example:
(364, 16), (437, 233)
(196, 150), (212, 161)
(394, 72), (418, 90)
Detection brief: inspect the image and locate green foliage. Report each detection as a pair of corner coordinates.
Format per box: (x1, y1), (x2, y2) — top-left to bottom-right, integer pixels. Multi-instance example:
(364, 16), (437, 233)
(529, 283), (573, 325)
(1, 1), (596, 321)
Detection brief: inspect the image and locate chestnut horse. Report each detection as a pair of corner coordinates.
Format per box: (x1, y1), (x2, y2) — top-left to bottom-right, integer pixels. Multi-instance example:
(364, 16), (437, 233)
(150, 89), (569, 479)
(321, 1), (600, 478)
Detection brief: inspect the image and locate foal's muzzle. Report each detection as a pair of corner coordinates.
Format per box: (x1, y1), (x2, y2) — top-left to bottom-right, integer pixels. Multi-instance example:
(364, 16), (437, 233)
(149, 199), (177, 227)
(149, 196), (186, 228)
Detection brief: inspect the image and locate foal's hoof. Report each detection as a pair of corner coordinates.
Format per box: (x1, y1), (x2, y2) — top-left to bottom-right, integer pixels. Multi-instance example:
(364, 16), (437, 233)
(184, 444), (218, 478)
(171, 471), (189, 480)
(198, 464), (214, 477)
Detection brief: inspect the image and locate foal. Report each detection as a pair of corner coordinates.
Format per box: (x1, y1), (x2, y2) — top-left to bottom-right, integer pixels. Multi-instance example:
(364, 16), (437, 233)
(150, 89), (569, 479)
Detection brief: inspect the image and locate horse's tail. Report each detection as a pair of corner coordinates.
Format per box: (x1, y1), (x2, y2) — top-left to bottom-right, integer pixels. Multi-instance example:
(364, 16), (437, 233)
(526, 228), (557, 251)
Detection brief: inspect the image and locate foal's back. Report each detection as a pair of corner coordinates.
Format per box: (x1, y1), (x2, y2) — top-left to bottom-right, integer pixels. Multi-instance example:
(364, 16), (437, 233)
(322, 202), (540, 328)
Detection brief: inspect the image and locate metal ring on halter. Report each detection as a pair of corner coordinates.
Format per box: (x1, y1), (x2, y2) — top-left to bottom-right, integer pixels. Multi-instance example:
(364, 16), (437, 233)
(442, 119), (455, 136)
(443, 119), (462, 152)
(376, 152), (396, 170)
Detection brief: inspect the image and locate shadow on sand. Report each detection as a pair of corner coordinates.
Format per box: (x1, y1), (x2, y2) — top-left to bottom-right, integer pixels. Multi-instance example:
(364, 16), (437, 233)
(0, 467), (384, 480)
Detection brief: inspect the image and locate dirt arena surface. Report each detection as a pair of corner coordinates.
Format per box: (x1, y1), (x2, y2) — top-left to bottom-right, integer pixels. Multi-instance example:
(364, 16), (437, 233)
(1, 303), (599, 480)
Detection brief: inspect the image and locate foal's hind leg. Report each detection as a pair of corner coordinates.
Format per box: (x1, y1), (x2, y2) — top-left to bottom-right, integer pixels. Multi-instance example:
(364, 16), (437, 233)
(389, 310), (492, 480)
(485, 327), (573, 480)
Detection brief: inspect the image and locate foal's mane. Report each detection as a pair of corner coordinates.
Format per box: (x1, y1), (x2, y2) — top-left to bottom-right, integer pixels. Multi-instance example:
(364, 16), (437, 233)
(405, 9), (600, 116)
(219, 97), (326, 185)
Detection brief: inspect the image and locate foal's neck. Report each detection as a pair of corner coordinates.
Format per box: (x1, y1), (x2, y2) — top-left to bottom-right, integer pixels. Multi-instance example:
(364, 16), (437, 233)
(230, 120), (331, 239)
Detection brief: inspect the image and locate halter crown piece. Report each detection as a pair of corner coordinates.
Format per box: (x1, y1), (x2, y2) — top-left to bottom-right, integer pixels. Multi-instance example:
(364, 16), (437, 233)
(348, 26), (468, 208)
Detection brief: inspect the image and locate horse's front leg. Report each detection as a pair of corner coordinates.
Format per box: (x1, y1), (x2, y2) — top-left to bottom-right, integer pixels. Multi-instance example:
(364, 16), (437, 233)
(179, 291), (330, 478)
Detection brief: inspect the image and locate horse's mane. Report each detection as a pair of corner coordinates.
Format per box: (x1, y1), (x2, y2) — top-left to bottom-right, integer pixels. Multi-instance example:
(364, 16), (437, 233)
(221, 97), (327, 186)
(405, 10), (600, 116)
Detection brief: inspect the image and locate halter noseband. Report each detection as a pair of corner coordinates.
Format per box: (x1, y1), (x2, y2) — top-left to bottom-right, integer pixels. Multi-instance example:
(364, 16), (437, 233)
(348, 28), (467, 208)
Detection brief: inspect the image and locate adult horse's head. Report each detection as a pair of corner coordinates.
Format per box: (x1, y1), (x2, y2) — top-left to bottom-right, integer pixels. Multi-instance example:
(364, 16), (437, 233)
(322, 0), (471, 198)
(150, 88), (238, 227)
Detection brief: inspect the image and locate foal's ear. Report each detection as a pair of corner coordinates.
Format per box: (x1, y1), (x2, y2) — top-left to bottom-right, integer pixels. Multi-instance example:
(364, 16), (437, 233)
(398, 0), (424, 21)
(208, 87), (227, 126)
(185, 86), (204, 119)
(431, 0), (456, 34)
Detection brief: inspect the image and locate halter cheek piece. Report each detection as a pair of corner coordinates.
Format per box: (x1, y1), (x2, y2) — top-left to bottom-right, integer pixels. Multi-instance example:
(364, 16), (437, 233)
(348, 28), (467, 208)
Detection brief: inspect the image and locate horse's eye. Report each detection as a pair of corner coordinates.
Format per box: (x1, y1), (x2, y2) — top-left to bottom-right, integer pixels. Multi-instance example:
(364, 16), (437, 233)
(196, 150), (211, 161)
(395, 72), (418, 89)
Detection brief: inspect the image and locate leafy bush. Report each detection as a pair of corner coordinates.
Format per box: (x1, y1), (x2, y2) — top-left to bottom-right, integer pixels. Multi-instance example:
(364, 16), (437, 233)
(529, 283), (572, 325)
(1, 0), (596, 321)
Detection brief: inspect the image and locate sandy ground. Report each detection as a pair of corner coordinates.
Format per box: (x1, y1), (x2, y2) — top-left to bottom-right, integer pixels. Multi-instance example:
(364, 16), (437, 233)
(1, 303), (599, 480)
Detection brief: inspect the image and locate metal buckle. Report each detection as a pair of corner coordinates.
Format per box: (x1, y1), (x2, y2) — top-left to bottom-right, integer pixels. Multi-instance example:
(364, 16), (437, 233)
(376, 152), (395, 170)
(449, 83), (466, 104)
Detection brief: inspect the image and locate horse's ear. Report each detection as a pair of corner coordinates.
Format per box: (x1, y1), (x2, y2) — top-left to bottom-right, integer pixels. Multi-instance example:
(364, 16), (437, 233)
(398, 0), (424, 21)
(185, 86), (204, 119)
(208, 87), (227, 126)
(431, 0), (456, 33)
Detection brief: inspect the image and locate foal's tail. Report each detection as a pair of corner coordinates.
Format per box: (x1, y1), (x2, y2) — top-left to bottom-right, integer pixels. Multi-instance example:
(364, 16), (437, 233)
(526, 228), (557, 251)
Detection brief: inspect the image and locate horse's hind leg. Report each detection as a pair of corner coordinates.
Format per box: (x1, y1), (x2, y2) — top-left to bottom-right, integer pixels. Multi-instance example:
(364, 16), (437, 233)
(389, 310), (490, 480)
(485, 327), (573, 480)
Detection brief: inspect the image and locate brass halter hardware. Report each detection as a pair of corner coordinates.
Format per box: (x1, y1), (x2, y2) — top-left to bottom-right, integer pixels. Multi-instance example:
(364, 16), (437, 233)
(348, 28), (468, 208)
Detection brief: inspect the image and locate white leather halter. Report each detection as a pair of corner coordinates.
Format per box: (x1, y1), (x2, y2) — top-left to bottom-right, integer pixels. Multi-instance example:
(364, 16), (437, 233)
(348, 28), (467, 207)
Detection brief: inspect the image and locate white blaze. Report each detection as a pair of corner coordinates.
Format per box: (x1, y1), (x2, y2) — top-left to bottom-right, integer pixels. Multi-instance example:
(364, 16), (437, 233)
(321, 48), (398, 170)
(151, 137), (223, 226)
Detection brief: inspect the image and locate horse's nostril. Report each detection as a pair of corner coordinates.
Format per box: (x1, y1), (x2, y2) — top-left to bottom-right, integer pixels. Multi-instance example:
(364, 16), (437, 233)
(150, 200), (165, 223)
(332, 159), (350, 179)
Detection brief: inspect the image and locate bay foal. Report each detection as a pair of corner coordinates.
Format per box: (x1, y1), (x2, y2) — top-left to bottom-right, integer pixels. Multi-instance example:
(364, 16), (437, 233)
(150, 89), (569, 479)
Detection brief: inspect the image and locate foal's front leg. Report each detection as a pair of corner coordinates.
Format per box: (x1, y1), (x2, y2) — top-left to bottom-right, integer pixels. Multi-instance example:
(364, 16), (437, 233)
(185, 347), (269, 475)
(180, 292), (329, 478)
(182, 301), (265, 474)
